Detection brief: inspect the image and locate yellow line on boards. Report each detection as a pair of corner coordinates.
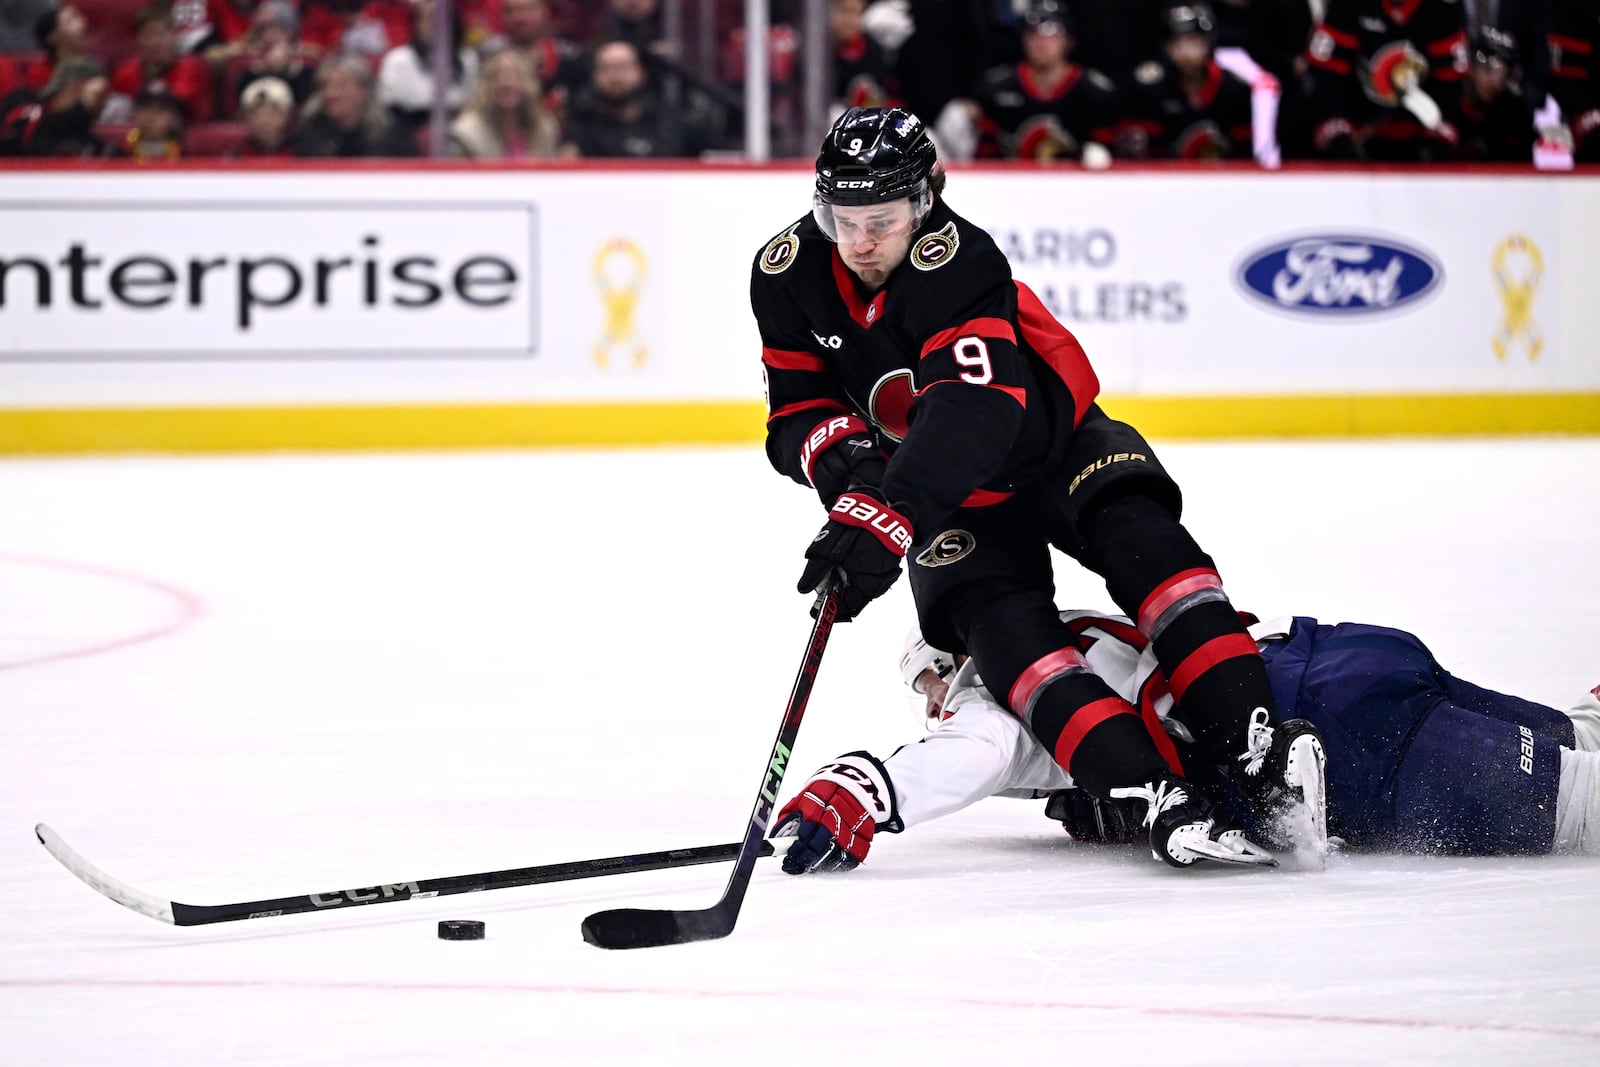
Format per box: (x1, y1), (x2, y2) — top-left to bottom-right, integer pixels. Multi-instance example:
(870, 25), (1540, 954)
(2, 394), (1597, 454)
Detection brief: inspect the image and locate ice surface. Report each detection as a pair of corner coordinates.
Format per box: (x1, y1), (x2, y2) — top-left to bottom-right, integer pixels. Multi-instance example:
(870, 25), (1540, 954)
(2, 440), (1598, 1065)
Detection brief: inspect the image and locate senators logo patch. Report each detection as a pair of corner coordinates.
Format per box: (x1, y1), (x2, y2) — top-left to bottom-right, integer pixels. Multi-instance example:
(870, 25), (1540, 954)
(915, 530), (976, 568)
(911, 222), (960, 272)
(760, 225), (801, 274)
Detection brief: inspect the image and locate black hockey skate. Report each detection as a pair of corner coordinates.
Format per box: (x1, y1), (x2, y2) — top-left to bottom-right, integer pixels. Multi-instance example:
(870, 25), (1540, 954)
(1109, 776), (1276, 869)
(1232, 710), (1329, 859)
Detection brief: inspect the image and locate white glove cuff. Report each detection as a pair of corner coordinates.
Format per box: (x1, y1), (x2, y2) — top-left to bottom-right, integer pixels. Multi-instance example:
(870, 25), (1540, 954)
(810, 752), (902, 833)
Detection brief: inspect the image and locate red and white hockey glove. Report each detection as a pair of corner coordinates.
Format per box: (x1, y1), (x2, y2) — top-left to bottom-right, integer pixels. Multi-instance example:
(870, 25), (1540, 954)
(799, 414), (888, 507)
(774, 752), (901, 874)
(797, 489), (914, 621)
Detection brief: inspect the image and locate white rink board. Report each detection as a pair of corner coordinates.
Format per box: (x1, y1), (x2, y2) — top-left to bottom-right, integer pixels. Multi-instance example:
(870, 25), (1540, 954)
(0, 167), (1596, 408)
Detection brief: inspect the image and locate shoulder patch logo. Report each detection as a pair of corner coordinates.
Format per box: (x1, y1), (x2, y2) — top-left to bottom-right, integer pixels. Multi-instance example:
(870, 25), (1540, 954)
(911, 222), (960, 272)
(760, 223), (801, 275)
(915, 530), (976, 569)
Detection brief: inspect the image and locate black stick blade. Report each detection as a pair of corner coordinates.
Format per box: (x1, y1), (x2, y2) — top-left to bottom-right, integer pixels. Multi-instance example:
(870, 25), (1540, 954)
(581, 906), (734, 950)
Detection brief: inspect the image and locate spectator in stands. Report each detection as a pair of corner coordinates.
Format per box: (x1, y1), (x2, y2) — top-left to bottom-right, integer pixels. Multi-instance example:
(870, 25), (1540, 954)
(0, 55), (107, 156)
(448, 46), (559, 158)
(1549, 0), (1599, 162)
(108, 3), (213, 125)
(1303, 0), (1468, 161)
(293, 53), (416, 155)
(595, 0), (663, 57)
(831, 0), (894, 113)
(377, 0), (479, 131)
(174, 0), (255, 57)
(299, 0), (412, 64)
(27, 5), (93, 93)
(964, 0), (1119, 163)
(491, 0), (583, 108)
(1245, 0), (1317, 159)
(229, 73), (296, 156)
(1449, 26), (1534, 161)
(117, 79), (186, 160)
(1, 0), (56, 55)
(1123, 3), (1253, 159)
(227, 2), (317, 113)
(560, 36), (705, 157)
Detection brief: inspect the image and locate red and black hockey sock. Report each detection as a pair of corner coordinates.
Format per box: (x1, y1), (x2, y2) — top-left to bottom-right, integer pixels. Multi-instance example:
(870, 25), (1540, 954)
(1080, 493), (1281, 762)
(952, 586), (1172, 796)
(1145, 593), (1277, 762)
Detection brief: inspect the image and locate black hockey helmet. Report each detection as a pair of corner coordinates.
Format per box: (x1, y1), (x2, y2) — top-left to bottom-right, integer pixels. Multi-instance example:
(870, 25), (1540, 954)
(1471, 26), (1518, 68)
(1164, 2), (1216, 40)
(813, 106), (937, 241)
(1020, 0), (1072, 37)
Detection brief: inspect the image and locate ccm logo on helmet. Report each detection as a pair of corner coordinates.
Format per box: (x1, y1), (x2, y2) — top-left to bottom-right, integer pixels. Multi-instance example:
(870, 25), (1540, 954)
(831, 493), (913, 555)
(836, 180), (877, 189)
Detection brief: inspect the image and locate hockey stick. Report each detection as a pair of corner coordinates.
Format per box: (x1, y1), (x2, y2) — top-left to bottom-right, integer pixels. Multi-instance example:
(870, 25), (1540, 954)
(581, 583), (843, 949)
(34, 822), (775, 927)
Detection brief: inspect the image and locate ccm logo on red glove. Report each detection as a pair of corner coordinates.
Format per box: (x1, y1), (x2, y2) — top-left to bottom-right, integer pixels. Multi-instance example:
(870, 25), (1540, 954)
(773, 752), (901, 874)
(829, 492), (914, 555)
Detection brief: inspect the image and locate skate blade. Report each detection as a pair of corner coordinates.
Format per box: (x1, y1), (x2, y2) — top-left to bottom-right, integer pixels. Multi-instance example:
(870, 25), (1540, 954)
(1278, 732), (1330, 867)
(1170, 825), (1278, 868)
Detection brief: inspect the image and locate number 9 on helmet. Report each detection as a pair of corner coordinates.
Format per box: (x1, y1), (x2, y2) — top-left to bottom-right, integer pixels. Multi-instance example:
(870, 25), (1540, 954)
(813, 106), (938, 243)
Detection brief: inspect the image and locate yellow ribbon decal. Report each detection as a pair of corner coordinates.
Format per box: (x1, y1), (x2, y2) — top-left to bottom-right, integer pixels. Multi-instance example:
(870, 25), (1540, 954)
(593, 239), (648, 370)
(1491, 234), (1543, 363)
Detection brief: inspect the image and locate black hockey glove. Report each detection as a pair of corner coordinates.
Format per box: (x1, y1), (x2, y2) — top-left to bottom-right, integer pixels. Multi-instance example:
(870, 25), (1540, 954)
(1044, 787), (1145, 845)
(797, 488), (914, 621)
(799, 414), (887, 507)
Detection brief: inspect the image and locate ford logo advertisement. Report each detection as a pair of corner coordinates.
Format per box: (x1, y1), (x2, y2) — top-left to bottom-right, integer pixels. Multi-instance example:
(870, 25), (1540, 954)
(1235, 234), (1443, 316)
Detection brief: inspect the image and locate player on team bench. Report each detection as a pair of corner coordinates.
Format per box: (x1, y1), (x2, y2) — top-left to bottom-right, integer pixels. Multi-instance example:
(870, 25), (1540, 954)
(774, 611), (1600, 870)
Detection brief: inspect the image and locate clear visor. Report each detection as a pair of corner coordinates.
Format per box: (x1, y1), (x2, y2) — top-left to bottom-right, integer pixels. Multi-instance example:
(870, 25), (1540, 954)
(812, 183), (932, 244)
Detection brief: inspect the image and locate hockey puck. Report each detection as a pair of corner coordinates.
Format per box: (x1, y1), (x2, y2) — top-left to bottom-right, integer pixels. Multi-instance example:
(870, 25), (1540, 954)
(438, 920), (486, 941)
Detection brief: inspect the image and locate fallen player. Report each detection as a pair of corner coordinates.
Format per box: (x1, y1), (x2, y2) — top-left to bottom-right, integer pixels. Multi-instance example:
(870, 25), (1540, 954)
(774, 611), (1600, 871)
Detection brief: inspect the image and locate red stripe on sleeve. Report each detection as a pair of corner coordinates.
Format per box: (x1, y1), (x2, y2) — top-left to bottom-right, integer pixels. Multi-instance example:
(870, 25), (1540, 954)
(961, 487), (1014, 507)
(920, 317), (1018, 358)
(1426, 30), (1467, 57)
(1015, 282), (1099, 426)
(762, 347), (825, 373)
(1314, 22), (1359, 48)
(1053, 697), (1138, 771)
(1551, 34), (1593, 55)
(767, 397), (850, 424)
(1167, 633), (1262, 702)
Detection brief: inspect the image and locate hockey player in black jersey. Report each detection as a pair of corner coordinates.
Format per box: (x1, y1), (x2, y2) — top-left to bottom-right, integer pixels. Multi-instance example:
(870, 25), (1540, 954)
(967, 1), (1120, 162)
(1550, 0), (1600, 162)
(1304, 0), (1470, 160)
(1122, 2), (1255, 159)
(751, 106), (1327, 869)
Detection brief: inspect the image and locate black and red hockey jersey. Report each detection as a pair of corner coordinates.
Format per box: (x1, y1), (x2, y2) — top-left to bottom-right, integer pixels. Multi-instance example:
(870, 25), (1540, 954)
(1550, 0), (1600, 159)
(1123, 57), (1254, 158)
(1304, 0), (1469, 140)
(970, 62), (1120, 159)
(751, 197), (1100, 534)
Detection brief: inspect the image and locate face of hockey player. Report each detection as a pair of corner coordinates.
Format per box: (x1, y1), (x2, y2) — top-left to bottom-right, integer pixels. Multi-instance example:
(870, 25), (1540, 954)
(1166, 31), (1210, 78)
(831, 198), (918, 290)
(1468, 57), (1509, 103)
(1023, 22), (1070, 69)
